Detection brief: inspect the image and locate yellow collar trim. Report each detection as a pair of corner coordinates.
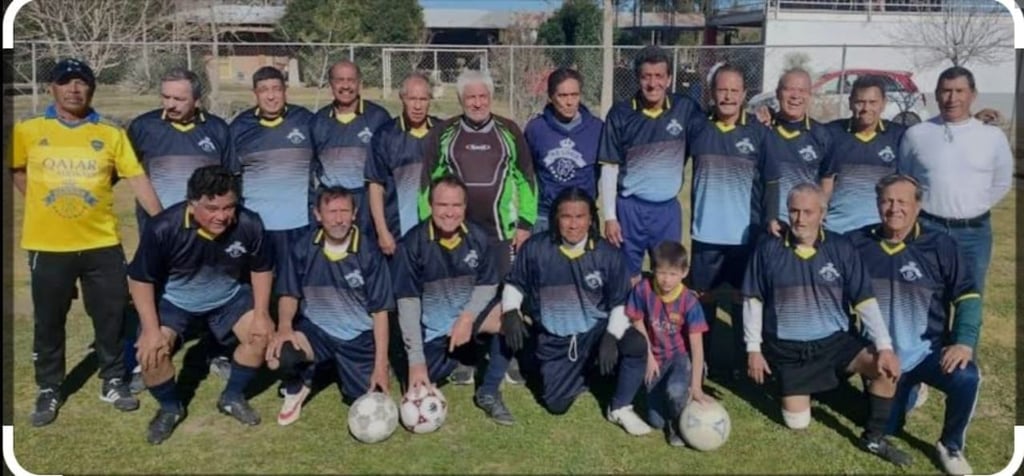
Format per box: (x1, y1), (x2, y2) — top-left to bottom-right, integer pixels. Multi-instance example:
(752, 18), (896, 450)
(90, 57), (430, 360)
(783, 228), (826, 249)
(632, 96), (671, 118)
(655, 282), (685, 303)
(558, 239), (594, 260)
(331, 98), (364, 118)
(183, 209), (217, 240)
(871, 222), (921, 255)
(793, 246), (817, 259)
(428, 221), (470, 243)
(313, 227), (361, 255)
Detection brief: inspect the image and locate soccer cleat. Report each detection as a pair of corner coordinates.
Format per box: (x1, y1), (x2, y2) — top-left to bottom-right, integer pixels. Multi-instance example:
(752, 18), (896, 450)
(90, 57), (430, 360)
(217, 393), (261, 426)
(608, 405), (653, 436)
(504, 358), (525, 385)
(859, 432), (913, 467)
(30, 388), (62, 427)
(936, 441), (973, 475)
(449, 363), (475, 385)
(100, 378), (140, 411)
(146, 407), (186, 445)
(667, 427), (686, 447)
(129, 366), (146, 394)
(209, 356), (232, 381)
(474, 392), (515, 426)
(277, 384), (311, 426)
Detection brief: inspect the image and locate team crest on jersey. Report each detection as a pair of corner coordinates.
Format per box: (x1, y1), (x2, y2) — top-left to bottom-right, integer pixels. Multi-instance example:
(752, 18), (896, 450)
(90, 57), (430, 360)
(463, 249), (480, 269)
(543, 138), (586, 182)
(735, 137), (755, 154)
(878, 146), (896, 163)
(899, 261), (923, 281)
(357, 127), (373, 144)
(91, 139), (104, 151)
(197, 136), (216, 153)
(666, 119), (683, 136)
(225, 241), (247, 258)
(44, 185), (98, 218)
(818, 262), (840, 282)
(584, 271), (603, 290)
(345, 269), (365, 288)
(38, 138), (49, 147)
(287, 128), (306, 144)
(798, 145), (818, 162)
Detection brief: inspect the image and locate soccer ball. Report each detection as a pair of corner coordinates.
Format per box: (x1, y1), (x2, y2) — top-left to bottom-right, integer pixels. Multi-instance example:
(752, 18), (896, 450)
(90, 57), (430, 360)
(679, 399), (731, 451)
(347, 391), (399, 444)
(399, 385), (448, 434)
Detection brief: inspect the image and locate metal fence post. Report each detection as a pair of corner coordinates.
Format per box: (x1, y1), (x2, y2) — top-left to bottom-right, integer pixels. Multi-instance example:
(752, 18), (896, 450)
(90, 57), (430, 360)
(838, 44), (848, 118)
(31, 41), (38, 114)
(186, 42), (193, 71)
(672, 47), (679, 93)
(349, 45), (354, 61)
(509, 46), (515, 121)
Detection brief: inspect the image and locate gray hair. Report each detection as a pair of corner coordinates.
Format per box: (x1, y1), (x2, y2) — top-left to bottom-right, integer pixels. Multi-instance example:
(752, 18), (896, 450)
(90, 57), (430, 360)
(161, 67), (203, 100)
(787, 182), (827, 210)
(455, 69), (494, 101)
(875, 174), (923, 203)
(399, 71), (433, 99)
(776, 67), (811, 94)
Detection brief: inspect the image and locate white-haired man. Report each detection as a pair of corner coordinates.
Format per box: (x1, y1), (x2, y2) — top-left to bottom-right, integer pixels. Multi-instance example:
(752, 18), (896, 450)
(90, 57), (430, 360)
(418, 69), (537, 389)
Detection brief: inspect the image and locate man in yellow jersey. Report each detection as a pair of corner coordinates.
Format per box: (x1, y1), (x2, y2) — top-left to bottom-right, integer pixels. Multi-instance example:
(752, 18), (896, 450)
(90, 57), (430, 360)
(11, 59), (163, 427)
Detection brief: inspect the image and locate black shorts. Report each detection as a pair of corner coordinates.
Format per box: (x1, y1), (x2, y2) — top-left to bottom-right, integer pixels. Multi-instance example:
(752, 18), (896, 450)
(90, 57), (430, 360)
(689, 241), (751, 292)
(296, 319), (376, 400)
(763, 331), (868, 396)
(158, 285), (253, 347)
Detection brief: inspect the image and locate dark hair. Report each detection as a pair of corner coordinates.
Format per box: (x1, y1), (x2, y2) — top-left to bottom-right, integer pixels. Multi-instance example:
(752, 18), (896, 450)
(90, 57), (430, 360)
(316, 185), (356, 209)
(633, 45), (671, 76)
(330, 60), (362, 81)
(547, 67), (584, 98)
(849, 75), (887, 99)
(936, 66), (976, 92)
(548, 187), (600, 244)
(252, 66), (286, 89)
(875, 173), (923, 203)
(187, 165), (241, 201)
(651, 241), (689, 271)
(429, 175), (469, 205)
(710, 63), (744, 90)
(161, 67), (204, 100)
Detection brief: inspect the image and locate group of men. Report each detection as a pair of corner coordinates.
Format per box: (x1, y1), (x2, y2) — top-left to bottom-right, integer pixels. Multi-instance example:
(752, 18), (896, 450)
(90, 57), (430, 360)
(11, 44), (1012, 473)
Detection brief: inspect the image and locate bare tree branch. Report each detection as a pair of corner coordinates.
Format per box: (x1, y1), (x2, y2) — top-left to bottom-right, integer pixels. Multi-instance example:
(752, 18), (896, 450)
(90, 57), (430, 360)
(889, 1), (1013, 69)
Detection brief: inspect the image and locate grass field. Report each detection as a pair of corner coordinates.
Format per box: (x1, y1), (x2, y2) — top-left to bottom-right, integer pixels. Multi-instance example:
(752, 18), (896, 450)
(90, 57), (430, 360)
(8, 168), (1017, 474)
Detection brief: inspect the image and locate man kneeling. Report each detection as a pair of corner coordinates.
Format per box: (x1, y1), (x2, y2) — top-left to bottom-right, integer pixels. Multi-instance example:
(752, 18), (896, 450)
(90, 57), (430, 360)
(129, 165), (274, 444)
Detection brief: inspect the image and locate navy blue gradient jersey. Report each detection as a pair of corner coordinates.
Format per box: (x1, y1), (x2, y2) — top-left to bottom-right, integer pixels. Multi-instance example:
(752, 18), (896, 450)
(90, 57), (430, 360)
(127, 109), (237, 215)
(688, 112), (770, 245)
(128, 202), (273, 313)
(230, 104), (316, 231)
(848, 223), (978, 371)
(763, 116), (832, 223)
(506, 233), (631, 337)
(391, 220), (498, 342)
(598, 94), (705, 203)
(742, 230), (874, 342)
(822, 119), (906, 233)
(276, 225), (395, 341)
(365, 115), (439, 238)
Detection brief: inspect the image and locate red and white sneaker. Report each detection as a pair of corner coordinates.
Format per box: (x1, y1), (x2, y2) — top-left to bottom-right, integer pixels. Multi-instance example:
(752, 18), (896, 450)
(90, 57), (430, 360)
(277, 384), (311, 426)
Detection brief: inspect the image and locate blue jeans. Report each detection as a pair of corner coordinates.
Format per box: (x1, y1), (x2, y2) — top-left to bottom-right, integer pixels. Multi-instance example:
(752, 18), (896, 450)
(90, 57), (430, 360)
(886, 350), (981, 451)
(919, 214), (992, 295)
(644, 354), (693, 430)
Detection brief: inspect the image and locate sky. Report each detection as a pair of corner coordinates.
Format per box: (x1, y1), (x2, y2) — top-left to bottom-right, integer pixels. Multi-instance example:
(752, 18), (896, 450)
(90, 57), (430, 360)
(419, 0), (565, 11)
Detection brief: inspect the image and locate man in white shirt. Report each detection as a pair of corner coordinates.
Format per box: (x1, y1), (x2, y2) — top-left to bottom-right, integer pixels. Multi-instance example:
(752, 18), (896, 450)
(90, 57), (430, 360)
(898, 66), (1013, 297)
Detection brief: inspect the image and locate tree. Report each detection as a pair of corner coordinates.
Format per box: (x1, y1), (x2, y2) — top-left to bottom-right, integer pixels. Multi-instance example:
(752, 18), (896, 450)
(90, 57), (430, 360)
(890, 1), (1014, 68)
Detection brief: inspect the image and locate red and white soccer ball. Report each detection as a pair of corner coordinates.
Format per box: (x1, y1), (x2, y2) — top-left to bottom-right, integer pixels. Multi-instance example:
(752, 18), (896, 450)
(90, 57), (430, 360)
(347, 391), (399, 444)
(399, 384), (448, 434)
(679, 399), (731, 451)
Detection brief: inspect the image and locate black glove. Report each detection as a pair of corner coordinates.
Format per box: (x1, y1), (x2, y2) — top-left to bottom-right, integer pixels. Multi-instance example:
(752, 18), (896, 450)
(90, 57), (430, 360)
(501, 309), (528, 352)
(598, 332), (619, 376)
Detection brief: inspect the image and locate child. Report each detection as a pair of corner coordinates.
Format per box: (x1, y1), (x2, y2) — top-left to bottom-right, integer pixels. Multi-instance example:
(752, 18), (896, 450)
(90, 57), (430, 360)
(624, 241), (712, 446)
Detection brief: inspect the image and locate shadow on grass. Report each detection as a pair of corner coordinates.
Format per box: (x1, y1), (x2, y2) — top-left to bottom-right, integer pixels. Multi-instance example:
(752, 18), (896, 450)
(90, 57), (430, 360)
(61, 351), (97, 399)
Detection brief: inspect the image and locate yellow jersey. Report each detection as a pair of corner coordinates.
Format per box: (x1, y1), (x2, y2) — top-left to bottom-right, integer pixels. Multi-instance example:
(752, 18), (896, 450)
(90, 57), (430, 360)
(12, 107), (145, 252)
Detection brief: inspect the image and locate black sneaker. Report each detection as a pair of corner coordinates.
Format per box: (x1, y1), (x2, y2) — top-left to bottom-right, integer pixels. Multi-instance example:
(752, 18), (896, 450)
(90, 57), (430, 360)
(129, 367), (146, 394)
(504, 358), (525, 385)
(217, 393), (261, 426)
(101, 378), (140, 411)
(31, 388), (62, 427)
(474, 392), (515, 426)
(147, 407), (186, 445)
(449, 363), (475, 385)
(859, 432), (913, 467)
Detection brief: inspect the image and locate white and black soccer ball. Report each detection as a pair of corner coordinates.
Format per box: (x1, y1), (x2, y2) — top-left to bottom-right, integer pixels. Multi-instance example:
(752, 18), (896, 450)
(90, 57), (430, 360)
(399, 385), (448, 434)
(347, 391), (399, 444)
(679, 399), (731, 451)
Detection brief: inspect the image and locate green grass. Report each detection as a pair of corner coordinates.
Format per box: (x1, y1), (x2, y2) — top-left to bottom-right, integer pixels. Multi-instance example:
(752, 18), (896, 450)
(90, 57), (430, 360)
(8, 173), (1018, 473)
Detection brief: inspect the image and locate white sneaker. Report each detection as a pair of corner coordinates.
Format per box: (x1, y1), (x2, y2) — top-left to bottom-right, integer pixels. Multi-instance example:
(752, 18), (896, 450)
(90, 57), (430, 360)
(277, 384), (311, 426)
(912, 385), (929, 411)
(935, 441), (973, 475)
(607, 405), (653, 436)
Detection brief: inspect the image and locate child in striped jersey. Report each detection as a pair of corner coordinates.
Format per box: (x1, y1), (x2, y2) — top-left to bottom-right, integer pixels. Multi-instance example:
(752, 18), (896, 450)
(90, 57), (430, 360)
(623, 241), (712, 447)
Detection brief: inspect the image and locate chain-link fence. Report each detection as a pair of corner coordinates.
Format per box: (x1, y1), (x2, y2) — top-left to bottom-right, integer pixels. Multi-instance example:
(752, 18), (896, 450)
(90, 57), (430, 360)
(8, 41), (1017, 131)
